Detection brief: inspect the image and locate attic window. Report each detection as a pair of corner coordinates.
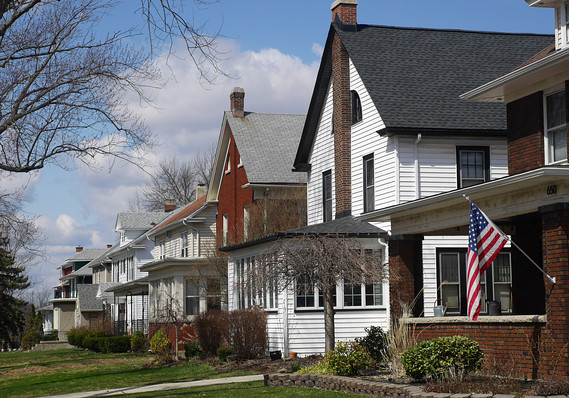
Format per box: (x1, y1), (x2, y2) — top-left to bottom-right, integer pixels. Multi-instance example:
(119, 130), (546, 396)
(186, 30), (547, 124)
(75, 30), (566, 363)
(351, 90), (362, 125)
(225, 154), (231, 174)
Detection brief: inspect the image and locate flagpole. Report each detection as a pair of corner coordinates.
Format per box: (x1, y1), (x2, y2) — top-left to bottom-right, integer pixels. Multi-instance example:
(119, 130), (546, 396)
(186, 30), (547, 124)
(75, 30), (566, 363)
(463, 195), (556, 284)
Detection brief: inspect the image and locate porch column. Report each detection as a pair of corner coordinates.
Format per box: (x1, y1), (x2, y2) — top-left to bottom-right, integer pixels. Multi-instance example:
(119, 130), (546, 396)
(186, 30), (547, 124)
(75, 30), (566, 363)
(388, 235), (423, 319)
(540, 203), (569, 378)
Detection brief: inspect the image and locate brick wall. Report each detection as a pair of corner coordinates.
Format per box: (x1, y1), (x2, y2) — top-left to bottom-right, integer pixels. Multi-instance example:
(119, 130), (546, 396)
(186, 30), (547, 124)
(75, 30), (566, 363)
(148, 322), (196, 353)
(216, 130), (252, 246)
(389, 237), (423, 318)
(412, 321), (544, 379)
(507, 91), (545, 175)
(332, 31), (352, 218)
(331, 1), (357, 26)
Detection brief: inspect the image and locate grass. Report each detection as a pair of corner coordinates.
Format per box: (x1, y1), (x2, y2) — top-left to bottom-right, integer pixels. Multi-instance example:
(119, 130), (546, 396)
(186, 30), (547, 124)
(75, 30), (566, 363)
(120, 380), (365, 397)
(0, 349), (251, 398)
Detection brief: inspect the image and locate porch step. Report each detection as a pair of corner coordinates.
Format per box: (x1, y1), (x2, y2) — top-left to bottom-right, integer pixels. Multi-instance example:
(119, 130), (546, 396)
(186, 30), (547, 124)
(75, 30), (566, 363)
(32, 341), (74, 351)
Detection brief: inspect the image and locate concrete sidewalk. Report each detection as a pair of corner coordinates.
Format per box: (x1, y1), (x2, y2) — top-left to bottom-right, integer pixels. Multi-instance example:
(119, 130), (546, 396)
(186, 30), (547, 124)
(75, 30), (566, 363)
(38, 374), (265, 397)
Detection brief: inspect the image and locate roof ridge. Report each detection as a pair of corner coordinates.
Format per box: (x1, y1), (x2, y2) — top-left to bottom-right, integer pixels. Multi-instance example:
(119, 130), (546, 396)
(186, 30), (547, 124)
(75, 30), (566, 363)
(349, 23), (554, 37)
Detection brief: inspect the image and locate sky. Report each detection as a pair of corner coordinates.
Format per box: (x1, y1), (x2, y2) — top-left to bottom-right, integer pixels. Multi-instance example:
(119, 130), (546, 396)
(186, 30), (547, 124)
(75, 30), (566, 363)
(17, 0), (554, 292)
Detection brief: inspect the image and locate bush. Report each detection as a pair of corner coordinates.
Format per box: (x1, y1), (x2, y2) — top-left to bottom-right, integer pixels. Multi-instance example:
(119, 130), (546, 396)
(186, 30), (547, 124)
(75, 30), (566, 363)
(41, 330), (58, 341)
(66, 328), (108, 349)
(356, 325), (388, 364)
(184, 341), (203, 360)
(400, 336), (484, 380)
(324, 341), (373, 376)
(105, 336), (131, 353)
(131, 331), (146, 352)
(194, 310), (227, 357)
(150, 329), (171, 356)
(227, 308), (267, 360)
(217, 347), (232, 362)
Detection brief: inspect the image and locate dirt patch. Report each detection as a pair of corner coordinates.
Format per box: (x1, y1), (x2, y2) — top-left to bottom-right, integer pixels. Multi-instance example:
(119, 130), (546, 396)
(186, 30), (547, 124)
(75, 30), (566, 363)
(206, 354), (324, 374)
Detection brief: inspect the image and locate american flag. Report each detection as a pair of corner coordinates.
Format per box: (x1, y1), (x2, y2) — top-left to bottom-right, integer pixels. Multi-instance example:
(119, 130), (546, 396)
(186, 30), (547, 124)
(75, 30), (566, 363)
(467, 203), (508, 321)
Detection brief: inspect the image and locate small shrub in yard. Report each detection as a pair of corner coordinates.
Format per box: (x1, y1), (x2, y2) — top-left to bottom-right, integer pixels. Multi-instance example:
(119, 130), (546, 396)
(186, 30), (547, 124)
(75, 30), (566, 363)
(194, 310), (227, 357)
(130, 331), (146, 352)
(325, 341), (373, 376)
(401, 335), (483, 380)
(227, 308), (267, 360)
(83, 336), (104, 352)
(150, 329), (171, 357)
(217, 347), (232, 362)
(356, 325), (388, 364)
(41, 330), (58, 341)
(105, 336), (131, 353)
(184, 341), (203, 360)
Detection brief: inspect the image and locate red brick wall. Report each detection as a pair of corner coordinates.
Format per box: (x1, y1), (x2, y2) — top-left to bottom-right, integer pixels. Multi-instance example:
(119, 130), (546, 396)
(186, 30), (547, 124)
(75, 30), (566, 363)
(216, 130), (252, 246)
(412, 322), (545, 379)
(507, 91), (545, 175)
(332, 32), (352, 218)
(389, 237), (423, 318)
(148, 323), (196, 354)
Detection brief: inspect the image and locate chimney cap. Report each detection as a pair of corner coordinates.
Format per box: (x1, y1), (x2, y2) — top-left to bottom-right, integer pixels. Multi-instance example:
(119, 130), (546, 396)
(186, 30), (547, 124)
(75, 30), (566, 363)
(331, 0), (358, 10)
(75, 246), (84, 253)
(230, 87), (245, 95)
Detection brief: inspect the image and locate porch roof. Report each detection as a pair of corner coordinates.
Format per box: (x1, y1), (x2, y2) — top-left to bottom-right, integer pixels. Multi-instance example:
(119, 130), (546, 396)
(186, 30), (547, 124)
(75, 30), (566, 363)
(105, 277), (149, 296)
(359, 166), (569, 236)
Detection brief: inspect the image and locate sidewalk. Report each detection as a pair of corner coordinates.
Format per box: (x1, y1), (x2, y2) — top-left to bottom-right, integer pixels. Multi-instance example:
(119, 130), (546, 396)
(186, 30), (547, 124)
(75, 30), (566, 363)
(38, 374), (265, 398)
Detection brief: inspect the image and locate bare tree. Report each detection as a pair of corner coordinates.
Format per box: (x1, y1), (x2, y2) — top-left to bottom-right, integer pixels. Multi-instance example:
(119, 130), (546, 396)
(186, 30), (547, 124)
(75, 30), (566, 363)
(0, 0), (226, 174)
(253, 235), (388, 352)
(129, 146), (216, 212)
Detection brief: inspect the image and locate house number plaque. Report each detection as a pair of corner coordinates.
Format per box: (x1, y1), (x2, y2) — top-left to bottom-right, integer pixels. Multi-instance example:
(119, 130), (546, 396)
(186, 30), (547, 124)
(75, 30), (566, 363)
(547, 185), (557, 195)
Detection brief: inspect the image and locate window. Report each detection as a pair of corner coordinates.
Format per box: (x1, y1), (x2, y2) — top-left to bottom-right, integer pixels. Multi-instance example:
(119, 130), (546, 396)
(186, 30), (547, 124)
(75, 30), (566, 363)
(206, 278), (222, 311)
(344, 280), (362, 307)
(181, 233), (189, 257)
(243, 206), (249, 240)
(456, 147), (490, 188)
(323, 170), (332, 222)
(296, 278), (381, 310)
(222, 213), (228, 245)
(158, 240), (165, 260)
(363, 154), (374, 212)
(185, 279), (200, 315)
(351, 90), (362, 125)
(436, 249), (512, 316)
(546, 91), (567, 163)
(225, 154), (231, 174)
(296, 275), (315, 308)
(234, 256), (276, 310)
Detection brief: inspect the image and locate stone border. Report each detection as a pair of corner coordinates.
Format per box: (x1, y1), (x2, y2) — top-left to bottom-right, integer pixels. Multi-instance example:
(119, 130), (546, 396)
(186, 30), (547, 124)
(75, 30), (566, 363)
(264, 373), (524, 398)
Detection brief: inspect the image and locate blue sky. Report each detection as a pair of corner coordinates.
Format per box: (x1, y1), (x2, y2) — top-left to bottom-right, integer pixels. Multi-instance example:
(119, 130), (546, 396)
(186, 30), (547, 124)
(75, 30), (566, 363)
(21, 0), (553, 291)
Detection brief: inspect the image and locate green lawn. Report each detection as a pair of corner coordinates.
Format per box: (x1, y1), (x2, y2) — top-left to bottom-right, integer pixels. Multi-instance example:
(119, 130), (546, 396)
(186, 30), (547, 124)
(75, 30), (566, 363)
(119, 380), (364, 398)
(0, 349), (251, 398)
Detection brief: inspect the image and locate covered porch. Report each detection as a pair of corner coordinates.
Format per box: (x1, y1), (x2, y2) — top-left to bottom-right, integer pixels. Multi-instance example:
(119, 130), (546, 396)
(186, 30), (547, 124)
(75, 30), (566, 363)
(360, 166), (569, 379)
(105, 278), (149, 336)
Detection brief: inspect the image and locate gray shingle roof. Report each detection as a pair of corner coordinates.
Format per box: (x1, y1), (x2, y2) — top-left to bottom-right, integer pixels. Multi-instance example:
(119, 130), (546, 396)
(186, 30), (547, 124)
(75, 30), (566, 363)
(227, 111), (307, 184)
(220, 216), (384, 252)
(97, 282), (121, 300)
(62, 264), (93, 279)
(116, 212), (169, 231)
(86, 244), (116, 268)
(77, 284), (103, 311)
(67, 248), (108, 262)
(337, 25), (553, 131)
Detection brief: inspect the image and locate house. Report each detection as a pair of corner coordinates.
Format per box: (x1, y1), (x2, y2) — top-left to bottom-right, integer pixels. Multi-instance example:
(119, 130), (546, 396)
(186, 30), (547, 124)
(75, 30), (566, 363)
(360, 0), (568, 380)
(206, 88), (307, 247)
(104, 210), (170, 335)
(257, 0), (550, 354)
(50, 246), (107, 339)
(140, 185), (220, 346)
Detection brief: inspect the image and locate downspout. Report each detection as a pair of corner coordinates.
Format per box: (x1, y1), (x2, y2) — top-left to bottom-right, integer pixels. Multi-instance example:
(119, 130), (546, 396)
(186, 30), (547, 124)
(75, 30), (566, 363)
(377, 235), (390, 325)
(394, 136), (400, 205)
(414, 133), (422, 199)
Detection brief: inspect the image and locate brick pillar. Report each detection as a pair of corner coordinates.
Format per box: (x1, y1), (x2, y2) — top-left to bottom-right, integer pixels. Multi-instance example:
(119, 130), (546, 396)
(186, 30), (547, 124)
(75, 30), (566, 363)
(540, 203), (569, 379)
(388, 235), (423, 319)
(332, 30), (351, 219)
(507, 91), (545, 175)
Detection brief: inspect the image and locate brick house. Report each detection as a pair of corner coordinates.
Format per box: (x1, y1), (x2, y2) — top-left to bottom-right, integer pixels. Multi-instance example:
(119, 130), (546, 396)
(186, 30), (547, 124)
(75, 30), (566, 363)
(361, 0), (569, 380)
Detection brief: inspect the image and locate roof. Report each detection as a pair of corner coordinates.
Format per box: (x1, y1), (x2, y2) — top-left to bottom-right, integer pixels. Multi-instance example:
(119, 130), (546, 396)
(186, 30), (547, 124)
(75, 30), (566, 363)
(148, 195), (208, 236)
(87, 244), (117, 268)
(97, 282), (121, 300)
(226, 111), (307, 184)
(66, 248), (107, 262)
(77, 284), (103, 311)
(220, 216), (385, 252)
(294, 23), (552, 168)
(115, 212), (169, 231)
(61, 264), (92, 280)
(105, 277), (149, 295)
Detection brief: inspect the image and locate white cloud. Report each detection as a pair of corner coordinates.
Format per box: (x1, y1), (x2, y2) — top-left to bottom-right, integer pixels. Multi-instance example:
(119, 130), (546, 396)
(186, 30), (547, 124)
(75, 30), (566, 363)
(312, 43), (324, 58)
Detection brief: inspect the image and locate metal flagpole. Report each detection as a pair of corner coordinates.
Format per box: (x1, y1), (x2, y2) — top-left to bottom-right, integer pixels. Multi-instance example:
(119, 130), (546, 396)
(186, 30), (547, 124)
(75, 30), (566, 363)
(463, 194), (556, 284)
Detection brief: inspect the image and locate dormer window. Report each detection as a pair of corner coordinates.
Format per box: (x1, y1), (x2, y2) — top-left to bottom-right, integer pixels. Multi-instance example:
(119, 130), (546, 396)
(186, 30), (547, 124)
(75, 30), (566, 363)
(351, 90), (362, 125)
(545, 90), (567, 163)
(225, 154), (231, 174)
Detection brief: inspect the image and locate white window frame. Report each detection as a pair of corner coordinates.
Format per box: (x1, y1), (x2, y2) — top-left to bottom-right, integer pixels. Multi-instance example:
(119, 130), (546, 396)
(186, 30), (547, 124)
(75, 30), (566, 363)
(234, 256), (278, 310)
(544, 89), (567, 164)
(363, 153), (375, 213)
(158, 240), (165, 260)
(222, 213), (228, 245)
(181, 232), (189, 257)
(295, 279), (383, 311)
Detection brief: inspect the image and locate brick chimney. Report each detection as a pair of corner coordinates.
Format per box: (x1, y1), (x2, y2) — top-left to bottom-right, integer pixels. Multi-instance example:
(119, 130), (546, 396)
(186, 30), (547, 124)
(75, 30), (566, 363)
(107, 244), (113, 249)
(230, 87), (245, 118)
(331, 0), (357, 26)
(76, 246), (83, 253)
(331, 1), (356, 219)
(164, 199), (176, 212)
(195, 183), (207, 199)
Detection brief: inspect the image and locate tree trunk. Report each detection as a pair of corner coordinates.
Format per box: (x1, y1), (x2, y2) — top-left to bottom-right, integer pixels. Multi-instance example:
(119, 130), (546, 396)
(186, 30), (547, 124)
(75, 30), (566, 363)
(323, 285), (335, 352)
